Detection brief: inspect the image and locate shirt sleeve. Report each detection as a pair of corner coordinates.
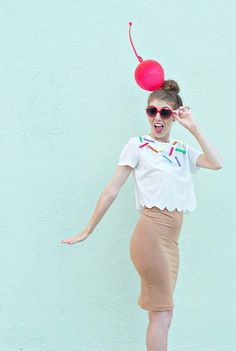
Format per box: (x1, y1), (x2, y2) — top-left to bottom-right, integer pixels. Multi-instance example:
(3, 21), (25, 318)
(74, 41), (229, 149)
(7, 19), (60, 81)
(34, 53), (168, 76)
(186, 142), (203, 174)
(118, 137), (139, 169)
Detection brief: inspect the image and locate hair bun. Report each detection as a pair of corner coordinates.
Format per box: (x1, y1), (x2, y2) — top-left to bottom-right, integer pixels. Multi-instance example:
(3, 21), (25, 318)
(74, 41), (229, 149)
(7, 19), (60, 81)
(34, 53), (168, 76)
(161, 79), (180, 94)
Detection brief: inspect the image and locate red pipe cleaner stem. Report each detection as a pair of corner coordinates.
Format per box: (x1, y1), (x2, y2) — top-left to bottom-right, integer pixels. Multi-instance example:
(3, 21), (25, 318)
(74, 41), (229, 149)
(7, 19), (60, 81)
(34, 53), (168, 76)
(128, 22), (143, 63)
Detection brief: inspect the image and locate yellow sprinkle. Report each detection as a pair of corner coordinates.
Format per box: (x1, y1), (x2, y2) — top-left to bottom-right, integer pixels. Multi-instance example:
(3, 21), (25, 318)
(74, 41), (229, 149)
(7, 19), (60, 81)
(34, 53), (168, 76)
(157, 146), (166, 152)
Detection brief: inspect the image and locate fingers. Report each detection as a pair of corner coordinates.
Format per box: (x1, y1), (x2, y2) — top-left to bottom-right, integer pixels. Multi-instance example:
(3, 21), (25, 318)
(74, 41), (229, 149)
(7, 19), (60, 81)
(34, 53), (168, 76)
(173, 109), (180, 116)
(61, 239), (73, 244)
(179, 106), (190, 112)
(61, 236), (78, 244)
(174, 106), (191, 119)
(61, 234), (88, 244)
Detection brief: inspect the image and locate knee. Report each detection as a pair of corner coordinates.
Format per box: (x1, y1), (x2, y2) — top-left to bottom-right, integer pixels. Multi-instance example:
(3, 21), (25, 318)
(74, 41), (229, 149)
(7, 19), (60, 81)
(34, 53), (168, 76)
(149, 309), (173, 330)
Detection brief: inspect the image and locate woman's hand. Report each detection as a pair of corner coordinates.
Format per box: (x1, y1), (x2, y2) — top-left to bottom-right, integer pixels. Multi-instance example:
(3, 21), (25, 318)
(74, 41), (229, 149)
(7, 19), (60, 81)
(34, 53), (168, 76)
(173, 106), (198, 132)
(61, 228), (90, 245)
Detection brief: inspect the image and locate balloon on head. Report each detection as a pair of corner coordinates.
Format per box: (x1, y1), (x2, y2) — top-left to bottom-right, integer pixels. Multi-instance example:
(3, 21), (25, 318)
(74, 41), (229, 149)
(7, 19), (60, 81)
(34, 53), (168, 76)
(128, 22), (165, 91)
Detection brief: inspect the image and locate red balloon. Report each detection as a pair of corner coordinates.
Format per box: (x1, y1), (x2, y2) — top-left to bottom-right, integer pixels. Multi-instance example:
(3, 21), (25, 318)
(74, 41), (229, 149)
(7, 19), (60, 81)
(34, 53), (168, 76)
(129, 22), (165, 91)
(135, 60), (164, 91)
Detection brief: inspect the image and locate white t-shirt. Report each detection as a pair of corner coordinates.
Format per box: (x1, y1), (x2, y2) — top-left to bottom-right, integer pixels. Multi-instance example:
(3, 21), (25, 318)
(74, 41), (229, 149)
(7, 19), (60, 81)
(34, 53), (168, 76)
(118, 134), (203, 214)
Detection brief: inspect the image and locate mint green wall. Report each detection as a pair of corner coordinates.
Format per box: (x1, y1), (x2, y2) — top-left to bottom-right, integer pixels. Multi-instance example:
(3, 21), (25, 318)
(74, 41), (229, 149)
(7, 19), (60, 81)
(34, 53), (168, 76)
(0, 1), (234, 350)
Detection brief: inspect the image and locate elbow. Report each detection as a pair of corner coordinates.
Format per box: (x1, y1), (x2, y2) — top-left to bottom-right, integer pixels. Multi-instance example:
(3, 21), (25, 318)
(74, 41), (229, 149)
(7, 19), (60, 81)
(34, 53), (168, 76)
(214, 163), (224, 170)
(103, 188), (118, 199)
(215, 155), (224, 169)
(212, 156), (224, 170)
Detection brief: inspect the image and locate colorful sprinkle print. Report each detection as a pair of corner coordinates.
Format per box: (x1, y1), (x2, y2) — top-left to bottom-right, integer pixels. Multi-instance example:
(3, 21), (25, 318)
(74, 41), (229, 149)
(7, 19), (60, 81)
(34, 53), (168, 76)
(175, 156), (181, 167)
(143, 138), (155, 143)
(138, 136), (186, 168)
(175, 147), (186, 154)
(139, 142), (149, 148)
(148, 145), (159, 153)
(169, 146), (174, 156)
(162, 155), (172, 163)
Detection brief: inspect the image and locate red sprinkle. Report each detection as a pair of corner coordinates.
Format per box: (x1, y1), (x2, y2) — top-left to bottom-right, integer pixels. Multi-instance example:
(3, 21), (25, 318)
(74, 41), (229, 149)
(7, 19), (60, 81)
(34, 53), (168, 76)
(169, 146), (174, 156)
(139, 142), (149, 148)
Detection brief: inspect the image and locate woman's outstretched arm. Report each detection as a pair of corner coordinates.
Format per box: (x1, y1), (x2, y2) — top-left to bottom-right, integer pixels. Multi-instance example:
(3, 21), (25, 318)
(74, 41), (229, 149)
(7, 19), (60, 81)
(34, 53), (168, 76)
(61, 165), (133, 244)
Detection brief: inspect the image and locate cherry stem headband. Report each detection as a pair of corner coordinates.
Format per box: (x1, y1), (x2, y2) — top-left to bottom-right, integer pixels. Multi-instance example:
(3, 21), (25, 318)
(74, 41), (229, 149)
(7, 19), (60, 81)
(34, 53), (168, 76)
(128, 22), (143, 63)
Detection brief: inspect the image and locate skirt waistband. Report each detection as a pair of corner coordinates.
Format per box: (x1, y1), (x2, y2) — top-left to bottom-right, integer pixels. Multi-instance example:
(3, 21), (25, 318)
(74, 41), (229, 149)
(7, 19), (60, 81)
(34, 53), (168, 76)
(143, 206), (184, 216)
(143, 205), (182, 211)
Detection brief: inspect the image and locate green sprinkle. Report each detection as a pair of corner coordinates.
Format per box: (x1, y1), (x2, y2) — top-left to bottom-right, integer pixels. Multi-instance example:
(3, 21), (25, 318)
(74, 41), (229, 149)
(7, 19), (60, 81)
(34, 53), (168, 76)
(139, 136), (143, 142)
(162, 155), (172, 163)
(175, 148), (186, 154)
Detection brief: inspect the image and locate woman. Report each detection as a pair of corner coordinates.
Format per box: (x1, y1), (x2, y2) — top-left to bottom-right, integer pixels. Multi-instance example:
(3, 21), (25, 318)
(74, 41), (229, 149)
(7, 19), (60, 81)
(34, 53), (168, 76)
(61, 79), (223, 351)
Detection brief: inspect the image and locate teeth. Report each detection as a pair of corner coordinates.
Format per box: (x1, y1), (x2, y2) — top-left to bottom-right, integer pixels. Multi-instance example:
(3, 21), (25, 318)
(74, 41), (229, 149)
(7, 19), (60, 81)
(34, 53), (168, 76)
(154, 123), (163, 127)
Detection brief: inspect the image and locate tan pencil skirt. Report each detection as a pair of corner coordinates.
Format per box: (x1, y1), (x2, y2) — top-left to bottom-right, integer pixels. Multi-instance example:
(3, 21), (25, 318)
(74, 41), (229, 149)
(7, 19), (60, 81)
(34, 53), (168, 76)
(129, 206), (184, 311)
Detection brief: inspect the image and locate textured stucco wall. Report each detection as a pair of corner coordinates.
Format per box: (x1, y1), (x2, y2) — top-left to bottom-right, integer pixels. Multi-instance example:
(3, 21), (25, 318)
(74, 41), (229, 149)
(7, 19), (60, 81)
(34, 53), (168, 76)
(0, 0), (235, 350)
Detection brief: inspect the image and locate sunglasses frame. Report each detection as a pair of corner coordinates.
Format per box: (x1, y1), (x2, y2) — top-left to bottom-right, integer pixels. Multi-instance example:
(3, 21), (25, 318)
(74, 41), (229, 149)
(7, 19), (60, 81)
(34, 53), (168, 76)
(145, 105), (175, 119)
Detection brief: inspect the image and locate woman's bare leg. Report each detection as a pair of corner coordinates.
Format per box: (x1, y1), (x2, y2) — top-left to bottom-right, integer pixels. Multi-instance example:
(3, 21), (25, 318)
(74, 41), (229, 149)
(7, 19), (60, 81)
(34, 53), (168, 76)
(146, 309), (173, 351)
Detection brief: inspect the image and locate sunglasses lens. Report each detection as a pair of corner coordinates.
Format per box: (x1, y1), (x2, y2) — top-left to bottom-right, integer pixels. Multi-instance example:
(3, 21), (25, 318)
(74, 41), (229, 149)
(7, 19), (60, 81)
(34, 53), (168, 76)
(160, 108), (172, 118)
(146, 106), (172, 118)
(146, 107), (157, 117)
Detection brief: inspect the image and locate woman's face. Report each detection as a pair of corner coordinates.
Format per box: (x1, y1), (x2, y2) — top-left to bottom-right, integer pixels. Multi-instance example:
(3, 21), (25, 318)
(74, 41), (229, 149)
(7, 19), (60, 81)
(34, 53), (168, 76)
(147, 99), (176, 142)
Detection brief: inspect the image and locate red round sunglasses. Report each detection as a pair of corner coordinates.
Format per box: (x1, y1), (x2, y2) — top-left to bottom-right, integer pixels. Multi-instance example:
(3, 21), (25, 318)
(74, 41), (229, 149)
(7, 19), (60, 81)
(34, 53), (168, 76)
(145, 105), (175, 119)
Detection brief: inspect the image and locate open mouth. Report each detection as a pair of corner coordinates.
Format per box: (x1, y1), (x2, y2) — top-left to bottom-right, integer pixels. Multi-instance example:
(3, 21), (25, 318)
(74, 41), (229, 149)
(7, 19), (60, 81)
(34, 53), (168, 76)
(154, 123), (164, 133)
